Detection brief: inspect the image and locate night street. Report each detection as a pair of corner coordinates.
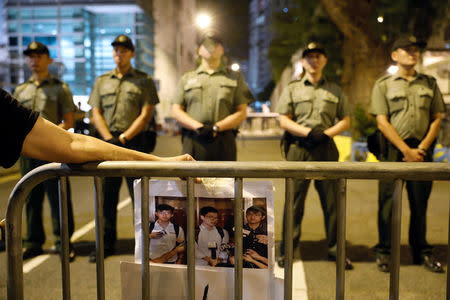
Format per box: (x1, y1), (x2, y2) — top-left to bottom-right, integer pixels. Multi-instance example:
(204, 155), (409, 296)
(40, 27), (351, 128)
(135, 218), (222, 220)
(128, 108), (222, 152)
(0, 136), (448, 299)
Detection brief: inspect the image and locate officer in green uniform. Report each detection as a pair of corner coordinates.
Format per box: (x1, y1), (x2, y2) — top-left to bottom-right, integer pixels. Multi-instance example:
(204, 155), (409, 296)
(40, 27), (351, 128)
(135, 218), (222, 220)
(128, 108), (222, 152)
(14, 42), (76, 261)
(88, 35), (159, 262)
(275, 42), (352, 269)
(171, 33), (254, 161)
(369, 35), (445, 273)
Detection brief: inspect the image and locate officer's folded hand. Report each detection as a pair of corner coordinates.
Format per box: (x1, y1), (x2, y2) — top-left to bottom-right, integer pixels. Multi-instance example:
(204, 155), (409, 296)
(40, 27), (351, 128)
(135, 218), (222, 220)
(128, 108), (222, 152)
(106, 136), (122, 146)
(307, 126), (330, 145)
(197, 124), (215, 142)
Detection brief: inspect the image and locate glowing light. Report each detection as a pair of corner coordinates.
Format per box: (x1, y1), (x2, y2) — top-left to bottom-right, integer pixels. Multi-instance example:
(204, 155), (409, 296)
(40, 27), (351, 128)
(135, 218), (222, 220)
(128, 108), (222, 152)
(387, 65), (398, 74)
(283, 8), (288, 13)
(196, 14), (211, 29)
(377, 16), (384, 23)
(125, 28), (131, 34)
(231, 63), (240, 71)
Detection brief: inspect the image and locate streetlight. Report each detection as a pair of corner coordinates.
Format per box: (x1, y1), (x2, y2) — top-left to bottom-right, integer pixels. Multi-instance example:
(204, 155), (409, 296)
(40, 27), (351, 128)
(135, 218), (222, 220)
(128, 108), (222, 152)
(377, 16), (384, 23)
(231, 63), (240, 72)
(196, 13), (212, 30)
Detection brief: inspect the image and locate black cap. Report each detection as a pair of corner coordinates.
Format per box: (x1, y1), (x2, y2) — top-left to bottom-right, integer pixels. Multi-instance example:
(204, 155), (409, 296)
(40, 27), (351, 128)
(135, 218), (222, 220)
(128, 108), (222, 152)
(23, 42), (50, 56)
(111, 35), (135, 51)
(302, 42), (326, 58)
(391, 35), (426, 52)
(200, 31), (224, 46)
(246, 205), (266, 216)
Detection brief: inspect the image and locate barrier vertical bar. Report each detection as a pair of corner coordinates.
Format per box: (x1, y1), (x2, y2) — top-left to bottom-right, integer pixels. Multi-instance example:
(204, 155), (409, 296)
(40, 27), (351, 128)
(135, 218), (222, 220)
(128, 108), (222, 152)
(447, 194), (450, 300)
(141, 177), (150, 300)
(94, 176), (105, 300)
(390, 179), (403, 300)
(58, 177), (71, 300)
(336, 178), (347, 300)
(187, 177), (196, 300)
(234, 178), (244, 300)
(284, 178), (294, 300)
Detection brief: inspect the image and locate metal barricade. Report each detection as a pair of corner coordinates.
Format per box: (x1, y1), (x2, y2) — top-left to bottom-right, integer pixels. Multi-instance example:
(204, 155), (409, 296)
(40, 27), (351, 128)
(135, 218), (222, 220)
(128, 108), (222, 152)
(5, 161), (450, 300)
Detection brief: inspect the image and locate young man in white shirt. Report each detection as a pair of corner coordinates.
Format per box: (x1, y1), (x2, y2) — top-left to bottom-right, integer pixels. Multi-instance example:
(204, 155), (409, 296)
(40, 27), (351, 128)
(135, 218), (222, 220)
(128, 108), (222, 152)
(195, 206), (229, 266)
(149, 204), (185, 264)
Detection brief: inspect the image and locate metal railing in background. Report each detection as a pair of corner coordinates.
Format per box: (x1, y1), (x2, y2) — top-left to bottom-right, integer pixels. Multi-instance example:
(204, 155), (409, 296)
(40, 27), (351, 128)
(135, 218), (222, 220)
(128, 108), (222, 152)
(5, 161), (450, 300)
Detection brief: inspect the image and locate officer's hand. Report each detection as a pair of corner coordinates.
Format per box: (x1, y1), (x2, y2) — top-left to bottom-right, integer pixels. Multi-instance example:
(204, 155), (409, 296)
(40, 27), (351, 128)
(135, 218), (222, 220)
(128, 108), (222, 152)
(197, 124), (214, 142)
(106, 136), (121, 146)
(402, 148), (425, 162)
(307, 126), (330, 144)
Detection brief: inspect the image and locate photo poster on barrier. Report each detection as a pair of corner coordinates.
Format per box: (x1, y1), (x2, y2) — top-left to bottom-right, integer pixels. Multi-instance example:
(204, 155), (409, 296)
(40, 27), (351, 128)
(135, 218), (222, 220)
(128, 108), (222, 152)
(126, 178), (279, 300)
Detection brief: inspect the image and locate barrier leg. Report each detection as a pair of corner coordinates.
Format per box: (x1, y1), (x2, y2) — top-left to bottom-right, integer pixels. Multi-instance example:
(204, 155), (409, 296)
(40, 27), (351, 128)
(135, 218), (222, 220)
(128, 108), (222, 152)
(390, 179), (403, 300)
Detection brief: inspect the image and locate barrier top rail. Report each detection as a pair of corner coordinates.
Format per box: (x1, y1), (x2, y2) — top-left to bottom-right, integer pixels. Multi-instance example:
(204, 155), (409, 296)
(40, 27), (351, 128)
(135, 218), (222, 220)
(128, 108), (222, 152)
(9, 161), (450, 185)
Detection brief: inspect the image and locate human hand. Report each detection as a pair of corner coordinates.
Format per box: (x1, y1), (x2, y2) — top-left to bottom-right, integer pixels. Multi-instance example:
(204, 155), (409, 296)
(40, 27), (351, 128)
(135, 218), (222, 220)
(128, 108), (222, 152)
(197, 124), (214, 142)
(163, 154), (195, 162)
(307, 126), (330, 144)
(246, 249), (263, 260)
(149, 231), (163, 239)
(243, 254), (255, 263)
(175, 243), (185, 253)
(106, 136), (121, 146)
(256, 235), (268, 245)
(402, 148), (425, 162)
(207, 257), (218, 267)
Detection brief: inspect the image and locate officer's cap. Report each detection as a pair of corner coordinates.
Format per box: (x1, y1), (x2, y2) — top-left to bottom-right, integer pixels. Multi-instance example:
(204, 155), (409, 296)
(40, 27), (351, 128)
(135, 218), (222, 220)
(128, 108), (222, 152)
(23, 42), (50, 56)
(246, 205), (266, 216)
(391, 35), (426, 52)
(200, 31), (224, 46)
(302, 42), (326, 58)
(111, 35), (135, 52)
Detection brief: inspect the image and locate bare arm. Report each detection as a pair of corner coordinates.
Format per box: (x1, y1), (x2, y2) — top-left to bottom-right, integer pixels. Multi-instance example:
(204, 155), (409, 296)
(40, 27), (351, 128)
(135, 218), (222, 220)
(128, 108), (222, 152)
(172, 104), (203, 131)
(418, 113), (443, 151)
(120, 104), (154, 143)
(22, 117), (194, 163)
(376, 115), (425, 162)
(215, 104), (248, 131)
(59, 111), (75, 130)
(91, 107), (113, 140)
(279, 114), (312, 137)
(323, 116), (350, 138)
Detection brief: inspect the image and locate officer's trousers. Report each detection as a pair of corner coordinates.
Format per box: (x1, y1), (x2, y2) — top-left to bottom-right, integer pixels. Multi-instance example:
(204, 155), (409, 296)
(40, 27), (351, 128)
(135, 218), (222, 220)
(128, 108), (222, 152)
(375, 141), (434, 258)
(20, 157), (74, 249)
(280, 139), (339, 257)
(102, 133), (142, 250)
(182, 130), (237, 161)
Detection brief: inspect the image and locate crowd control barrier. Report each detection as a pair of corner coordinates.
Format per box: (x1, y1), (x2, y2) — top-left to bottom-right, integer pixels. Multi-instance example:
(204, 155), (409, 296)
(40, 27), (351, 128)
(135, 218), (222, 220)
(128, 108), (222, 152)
(5, 161), (450, 300)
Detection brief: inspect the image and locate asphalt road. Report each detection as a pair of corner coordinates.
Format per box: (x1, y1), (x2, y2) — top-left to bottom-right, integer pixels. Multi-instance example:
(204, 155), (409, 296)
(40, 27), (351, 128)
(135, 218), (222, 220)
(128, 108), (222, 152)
(0, 135), (448, 299)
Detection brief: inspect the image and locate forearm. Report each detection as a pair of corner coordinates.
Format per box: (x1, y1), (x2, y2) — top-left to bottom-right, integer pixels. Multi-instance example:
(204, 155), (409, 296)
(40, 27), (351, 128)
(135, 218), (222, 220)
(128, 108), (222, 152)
(323, 116), (350, 138)
(279, 115), (311, 137)
(122, 106), (153, 140)
(91, 108), (113, 140)
(376, 115), (410, 153)
(172, 104), (203, 130)
(215, 105), (247, 131)
(22, 118), (164, 163)
(419, 114), (442, 150)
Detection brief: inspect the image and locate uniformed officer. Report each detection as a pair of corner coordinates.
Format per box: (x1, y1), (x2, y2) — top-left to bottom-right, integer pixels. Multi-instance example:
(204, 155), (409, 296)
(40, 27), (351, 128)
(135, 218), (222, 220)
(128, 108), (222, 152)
(171, 33), (254, 161)
(88, 34), (159, 262)
(275, 42), (352, 269)
(13, 41), (77, 261)
(369, 35), (446, 273)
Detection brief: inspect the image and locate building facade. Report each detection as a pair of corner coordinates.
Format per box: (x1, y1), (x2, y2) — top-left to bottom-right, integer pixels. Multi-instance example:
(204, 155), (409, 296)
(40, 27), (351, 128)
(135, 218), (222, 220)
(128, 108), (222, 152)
(248, 0), (293, 97)
(2, 0), (197, 121)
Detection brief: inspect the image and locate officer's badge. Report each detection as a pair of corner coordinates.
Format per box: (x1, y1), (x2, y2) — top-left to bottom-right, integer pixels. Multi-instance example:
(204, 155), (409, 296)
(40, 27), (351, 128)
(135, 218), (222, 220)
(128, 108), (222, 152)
(409, 36), (417, 43)
(30, 42), (38, 49)
(307, 42), (317, 49)
(119, 35), (127, 42)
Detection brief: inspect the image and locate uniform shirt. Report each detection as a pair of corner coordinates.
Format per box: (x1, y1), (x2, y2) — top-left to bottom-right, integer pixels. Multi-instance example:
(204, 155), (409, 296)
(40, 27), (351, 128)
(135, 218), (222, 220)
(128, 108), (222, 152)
(242, 223), (268, 259)
(195, 224), (230, 266)
(149, 221), (185, 263)
(370, 73), (446, 140)
(13, 74), (75, 125)
(1, 89), (39, 168)
(171, 64), (254, 124)
(88, 68), (159, 132)
(276, 76), (351, 128)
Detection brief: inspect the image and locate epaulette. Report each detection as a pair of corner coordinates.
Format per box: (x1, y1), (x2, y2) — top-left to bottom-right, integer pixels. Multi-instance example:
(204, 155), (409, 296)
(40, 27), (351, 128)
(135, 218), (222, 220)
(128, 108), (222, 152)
(375, 74), (393, 84)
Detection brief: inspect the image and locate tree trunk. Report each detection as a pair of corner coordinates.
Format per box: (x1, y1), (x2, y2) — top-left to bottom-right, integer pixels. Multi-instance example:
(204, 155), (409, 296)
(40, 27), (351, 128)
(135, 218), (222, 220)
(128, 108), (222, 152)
(320, 0), (390, 106)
